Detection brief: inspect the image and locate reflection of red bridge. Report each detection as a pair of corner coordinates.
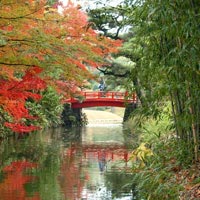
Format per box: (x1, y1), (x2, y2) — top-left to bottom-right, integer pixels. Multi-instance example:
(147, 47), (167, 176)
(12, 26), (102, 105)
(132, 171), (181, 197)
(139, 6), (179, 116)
(65, 91), (137, 108)
(63, 144), (131, 199)
(67, 144), (131, 162)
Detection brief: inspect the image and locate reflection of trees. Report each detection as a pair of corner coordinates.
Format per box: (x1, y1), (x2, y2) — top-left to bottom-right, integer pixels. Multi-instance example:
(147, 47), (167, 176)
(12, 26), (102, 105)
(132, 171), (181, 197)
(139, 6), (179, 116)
(32, 142), (63, 200)
(0, 127), (86, 200)
(0, 130), (57, 166)
(59, 147), (87, 200)
(123, 126), (139, 149)
(105, 171), (134, 199)
(0, 126), (135, 199)
(59, 128), (87, 198)
(0, 161), (39, 200)
(0, 129), (64, 200)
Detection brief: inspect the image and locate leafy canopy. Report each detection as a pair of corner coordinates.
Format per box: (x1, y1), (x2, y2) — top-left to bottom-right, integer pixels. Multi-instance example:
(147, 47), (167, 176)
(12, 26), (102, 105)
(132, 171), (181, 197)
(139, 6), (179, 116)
(0, 0), (122, 133)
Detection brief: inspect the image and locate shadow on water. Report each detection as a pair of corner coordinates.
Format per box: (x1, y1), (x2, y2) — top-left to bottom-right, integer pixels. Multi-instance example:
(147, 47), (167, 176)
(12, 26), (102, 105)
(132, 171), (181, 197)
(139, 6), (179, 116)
(0, 125), (136, 200)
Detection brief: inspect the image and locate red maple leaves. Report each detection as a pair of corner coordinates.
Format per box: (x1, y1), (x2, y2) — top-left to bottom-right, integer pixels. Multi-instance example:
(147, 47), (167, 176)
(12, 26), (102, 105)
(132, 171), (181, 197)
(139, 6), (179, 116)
(0, 66), (46, 133)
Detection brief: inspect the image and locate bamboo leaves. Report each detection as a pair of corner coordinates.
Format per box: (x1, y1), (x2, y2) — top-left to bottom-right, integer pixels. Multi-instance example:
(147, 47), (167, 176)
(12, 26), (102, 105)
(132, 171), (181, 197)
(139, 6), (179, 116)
(123, 0), (200, 160)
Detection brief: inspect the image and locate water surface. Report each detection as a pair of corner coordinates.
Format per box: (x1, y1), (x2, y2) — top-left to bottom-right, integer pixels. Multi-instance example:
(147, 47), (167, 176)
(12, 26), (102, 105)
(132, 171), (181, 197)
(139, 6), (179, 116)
(0, 123), (134, 200)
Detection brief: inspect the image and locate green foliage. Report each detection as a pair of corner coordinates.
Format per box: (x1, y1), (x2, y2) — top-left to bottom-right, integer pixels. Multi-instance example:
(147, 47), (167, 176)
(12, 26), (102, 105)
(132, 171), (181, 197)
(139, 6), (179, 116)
(117, 0), (200, 160)
(124, 102), (194, 199)
(124, 101), (173, 148)
(87, 2), (129, 39)
(0, 107), (13, 138)
(26, 86), (63, 128)
(61, 104), (88, 127)
(46, 0), (58, 6)
(130, 138), (194, 200)
(87, 2), (135, 92)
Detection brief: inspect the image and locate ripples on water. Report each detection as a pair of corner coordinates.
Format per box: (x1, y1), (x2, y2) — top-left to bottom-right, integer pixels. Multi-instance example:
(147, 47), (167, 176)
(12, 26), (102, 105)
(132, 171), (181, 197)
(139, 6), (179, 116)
(0, 122), (134, 200)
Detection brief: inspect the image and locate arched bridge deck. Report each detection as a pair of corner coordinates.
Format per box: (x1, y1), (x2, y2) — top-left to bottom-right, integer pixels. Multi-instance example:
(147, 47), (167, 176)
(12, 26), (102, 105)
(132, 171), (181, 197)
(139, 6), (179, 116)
(64, 91), (137, 108)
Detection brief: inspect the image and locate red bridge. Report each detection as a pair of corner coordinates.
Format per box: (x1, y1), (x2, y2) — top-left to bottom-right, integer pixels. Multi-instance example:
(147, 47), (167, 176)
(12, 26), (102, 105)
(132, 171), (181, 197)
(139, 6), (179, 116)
(65, 91), (137, 108)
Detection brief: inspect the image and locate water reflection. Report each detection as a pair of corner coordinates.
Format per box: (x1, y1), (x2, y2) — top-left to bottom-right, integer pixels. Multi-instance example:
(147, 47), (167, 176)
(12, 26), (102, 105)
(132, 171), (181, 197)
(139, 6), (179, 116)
(0, 125), (134, 200)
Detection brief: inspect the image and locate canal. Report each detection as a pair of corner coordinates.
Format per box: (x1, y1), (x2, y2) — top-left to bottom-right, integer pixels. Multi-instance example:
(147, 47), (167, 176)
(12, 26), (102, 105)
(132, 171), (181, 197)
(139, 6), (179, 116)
(0, 114), (134, 200)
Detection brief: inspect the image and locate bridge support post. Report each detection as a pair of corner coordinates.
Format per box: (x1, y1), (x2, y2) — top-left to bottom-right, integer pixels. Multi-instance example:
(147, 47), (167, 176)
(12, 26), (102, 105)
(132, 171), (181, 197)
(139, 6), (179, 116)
(61, 104), (87, 127)
(123, 103), (137, 122)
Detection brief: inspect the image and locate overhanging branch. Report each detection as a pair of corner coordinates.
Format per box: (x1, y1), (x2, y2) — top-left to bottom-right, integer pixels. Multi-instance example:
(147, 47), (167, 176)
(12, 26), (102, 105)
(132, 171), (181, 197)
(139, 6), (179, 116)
(97, 67), (129, 77)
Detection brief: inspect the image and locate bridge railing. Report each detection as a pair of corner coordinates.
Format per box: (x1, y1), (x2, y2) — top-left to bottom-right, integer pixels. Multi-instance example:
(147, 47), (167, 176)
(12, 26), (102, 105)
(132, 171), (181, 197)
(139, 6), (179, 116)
(69, 91), (136, 102)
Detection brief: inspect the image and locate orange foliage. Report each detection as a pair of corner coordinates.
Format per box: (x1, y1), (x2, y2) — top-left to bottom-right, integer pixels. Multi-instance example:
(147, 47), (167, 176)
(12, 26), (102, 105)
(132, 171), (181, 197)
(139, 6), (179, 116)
(0, 0), (121, 88)
(0, 0), (122, 133)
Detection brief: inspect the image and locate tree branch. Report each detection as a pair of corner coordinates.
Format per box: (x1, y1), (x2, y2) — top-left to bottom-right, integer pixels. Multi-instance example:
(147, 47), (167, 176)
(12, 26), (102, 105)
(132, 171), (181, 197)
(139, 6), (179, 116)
(0, 62), (34, 67)
(97, 67), (129, 77)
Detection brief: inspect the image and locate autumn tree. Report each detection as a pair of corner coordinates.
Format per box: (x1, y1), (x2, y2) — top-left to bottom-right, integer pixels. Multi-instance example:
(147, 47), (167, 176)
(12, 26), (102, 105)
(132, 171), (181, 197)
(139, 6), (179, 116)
(0, 0), (121, 134)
